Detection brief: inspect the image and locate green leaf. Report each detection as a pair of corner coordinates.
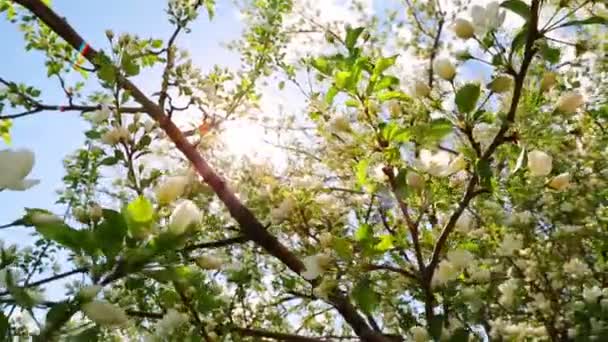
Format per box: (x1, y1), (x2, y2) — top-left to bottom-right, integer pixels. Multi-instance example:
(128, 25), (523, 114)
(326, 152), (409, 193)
(417, 118), (453, 145)
(97, 63), (115, 84)
(35, 222), (87, 252)
(126, 196), (154, 224)
(540, 44), (560, 64)
(84, 130), (101, 139)
(560, 16), (608, 28)
(311, 57), (332, 75)
(373, 55), (398, 76)
(377, 91), (410, 102)
(95, 209), (127, 260)
(455, 83), (481, 113)
(325, 86), (339, 104)
(374, 75), (399, 91)
(121, 56), (140, 77)
(335, 71), (352, 90)
(355, 224), (372, 242)
(46, 302), (72, 328)
(67, 326), (100, 342)
(500, 0), (530, 21)
(151, 39), (163, 49)
(99, 157), (118, 166)
(355, 159), (369, 187)
(375, 234), (394, 252)
(203, 0), (215, 19)
(351, 278), (378, 314)
(511, 27), (528, 54)
(333, 237), (353, 259)
(345, 26), (365, 51)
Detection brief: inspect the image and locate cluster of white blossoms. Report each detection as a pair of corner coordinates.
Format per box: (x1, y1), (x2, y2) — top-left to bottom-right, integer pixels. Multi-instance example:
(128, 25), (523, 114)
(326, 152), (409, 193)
(414, 149), (466, 178)
(433, 249), (475, 287)
(0, 148), (39, 191)
(490, 319), (547, 340)
(409, 326), (430, 342)
(498, 278), (519, 307)
(87, 104), (111, 124)
(155, 309), (188, 337)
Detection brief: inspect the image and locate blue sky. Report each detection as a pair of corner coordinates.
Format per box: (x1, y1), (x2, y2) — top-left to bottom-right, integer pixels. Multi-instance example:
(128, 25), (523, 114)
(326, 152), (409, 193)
(0, 0), (242, 247)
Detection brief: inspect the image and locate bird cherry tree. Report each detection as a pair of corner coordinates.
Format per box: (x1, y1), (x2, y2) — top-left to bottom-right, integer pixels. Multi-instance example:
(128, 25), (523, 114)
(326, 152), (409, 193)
(0, 0), (607, 341)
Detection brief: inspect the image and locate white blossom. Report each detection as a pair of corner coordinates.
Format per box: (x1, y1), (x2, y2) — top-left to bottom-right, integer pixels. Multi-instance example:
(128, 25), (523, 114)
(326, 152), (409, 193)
(472, 123), (498, 151)
(78, 285), (103, 301)
(82, 301), (129, 327)
(90, 104), (111, 124)
(155, 176), (189, 205)
(169, 200), (202, 235)
(0, 149), (39, 191)
(582, 285), (602, 304)
(498, 279), (519, 307)
(301, 253), (332, 280)
(527, 150), (552, 177)
(387, 101), (401, 117)
(469, 266), (490, 282)
(101, 126), (129, 145)
(433, 260), (459, 287)
(330, 115), (352, 133)
(471, 1), (505, 32)
(416, 149), (464, 177)
(88, 203), (103, 221)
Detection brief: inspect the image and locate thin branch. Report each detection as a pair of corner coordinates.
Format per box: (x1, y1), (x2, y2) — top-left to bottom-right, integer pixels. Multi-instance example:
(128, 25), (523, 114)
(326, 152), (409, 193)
(182, 236), (248, 252)
(365, 264), (418, 280)
(0, 103), (143, 120)
(0, 267), (88, 297)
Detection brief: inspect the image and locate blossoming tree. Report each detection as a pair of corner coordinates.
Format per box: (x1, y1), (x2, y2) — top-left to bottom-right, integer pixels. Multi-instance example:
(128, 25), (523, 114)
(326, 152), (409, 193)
(0, 0), (607, 340)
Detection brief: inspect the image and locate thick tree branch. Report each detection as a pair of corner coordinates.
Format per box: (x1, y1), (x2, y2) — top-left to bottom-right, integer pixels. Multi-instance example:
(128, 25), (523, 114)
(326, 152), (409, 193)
(182, 236), (248, 252)
(11, 1), (386, 340)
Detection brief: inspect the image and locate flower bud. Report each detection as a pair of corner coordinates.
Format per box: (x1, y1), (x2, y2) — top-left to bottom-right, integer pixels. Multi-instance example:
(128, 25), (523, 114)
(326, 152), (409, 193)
(527, 150), (552, 177)
(557, 91), (584, 114)
(434, 58), (456, 81)
(30, 212), (63, 225)
(488, 74), (513, 93)
(73, 207), (89, 224)
(81, 301), (129, 326)
(301, 253), (332, 280)
(77, 285), (103, 301)
(453, 19), (475, 39)
(169, 200), (202, 235)
(105, 30), (114, 40)
(414, 80), (431, 98)
(540, 72), (557, 91)
(406, 172), (425, 190)
(155, 176), (189, 205)
(388, 101), (401, 117)
(548, 172), (570, 191)
(195, 255), (223, 270)
(88, 203), (103, 222)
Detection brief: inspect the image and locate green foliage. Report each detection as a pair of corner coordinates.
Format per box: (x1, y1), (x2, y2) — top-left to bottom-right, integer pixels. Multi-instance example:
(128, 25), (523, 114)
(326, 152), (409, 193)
(351, 277), (379, 315)
(455, 83), (481, 113)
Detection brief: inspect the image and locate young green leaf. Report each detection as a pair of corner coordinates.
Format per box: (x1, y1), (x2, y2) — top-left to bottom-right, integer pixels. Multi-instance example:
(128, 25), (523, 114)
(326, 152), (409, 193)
(500, 0), (530, 21)
(455, 83), (481, 113)
(351, 278), (379, 315)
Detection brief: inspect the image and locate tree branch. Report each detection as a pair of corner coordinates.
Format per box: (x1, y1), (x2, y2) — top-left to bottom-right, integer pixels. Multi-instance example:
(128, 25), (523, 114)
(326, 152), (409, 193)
(0, 267), (88, 297)
(0, 103), (143, 120)
(182, 236), (249, 252)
